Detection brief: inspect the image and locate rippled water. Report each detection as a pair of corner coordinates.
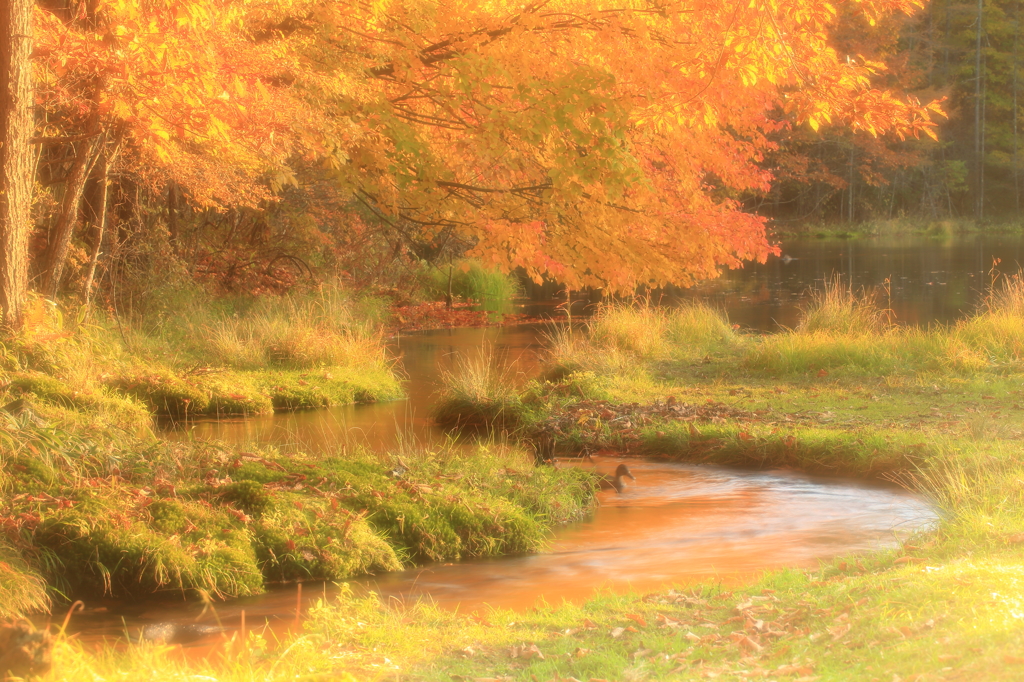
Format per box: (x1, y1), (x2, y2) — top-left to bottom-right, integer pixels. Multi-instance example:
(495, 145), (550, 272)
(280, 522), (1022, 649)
(358, 460), (935, 610)
(70, 236), (963, 643)
(61, 460), (935, 644)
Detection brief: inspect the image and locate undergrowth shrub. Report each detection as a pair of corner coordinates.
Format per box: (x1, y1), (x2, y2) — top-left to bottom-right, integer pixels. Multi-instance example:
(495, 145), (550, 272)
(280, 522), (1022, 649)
(426, 260), (522, 310)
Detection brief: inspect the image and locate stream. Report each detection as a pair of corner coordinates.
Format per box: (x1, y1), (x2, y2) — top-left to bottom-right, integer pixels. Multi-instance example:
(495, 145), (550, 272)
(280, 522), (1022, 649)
(65, 319), (937, 645)
(60, 233), (1004, 644)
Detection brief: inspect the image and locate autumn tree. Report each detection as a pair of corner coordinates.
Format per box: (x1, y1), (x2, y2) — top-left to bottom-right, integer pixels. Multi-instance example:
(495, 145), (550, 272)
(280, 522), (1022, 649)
(261, 0), (941, 292)
(10, 0), (943, 308)
(0, 0), (33, 329)
(29, 0), (316, 297)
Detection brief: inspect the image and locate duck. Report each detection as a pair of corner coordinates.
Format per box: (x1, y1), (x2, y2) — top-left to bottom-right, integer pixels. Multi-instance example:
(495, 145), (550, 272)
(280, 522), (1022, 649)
(598, 464), (636, 493)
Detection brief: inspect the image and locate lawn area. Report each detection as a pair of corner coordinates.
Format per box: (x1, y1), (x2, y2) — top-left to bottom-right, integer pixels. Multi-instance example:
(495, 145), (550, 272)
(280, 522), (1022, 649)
(9, 279), (1024, 681)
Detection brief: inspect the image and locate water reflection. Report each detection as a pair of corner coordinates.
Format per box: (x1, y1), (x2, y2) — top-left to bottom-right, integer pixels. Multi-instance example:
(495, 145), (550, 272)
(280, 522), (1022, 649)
(60, 460), (935, 642)
(356, 460), (935, 610)
(671, 234), (1024, 330)
(520, 233), (1024, 331)
(164, 324), (550, 450)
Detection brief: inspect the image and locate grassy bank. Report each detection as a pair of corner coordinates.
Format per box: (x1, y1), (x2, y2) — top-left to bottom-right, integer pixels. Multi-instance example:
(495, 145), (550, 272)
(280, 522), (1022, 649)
(10, 278), (1024, 680)
(298, 277), (1024, 679)
(0, 410), (595, 613)
(0, 280), (599, 618)
(32, 441), (1024, 681)
(1, 283), (402, 427)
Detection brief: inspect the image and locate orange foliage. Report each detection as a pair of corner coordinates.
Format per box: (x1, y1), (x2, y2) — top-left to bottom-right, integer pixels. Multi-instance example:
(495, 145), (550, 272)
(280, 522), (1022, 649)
(32, 0), (942, 293)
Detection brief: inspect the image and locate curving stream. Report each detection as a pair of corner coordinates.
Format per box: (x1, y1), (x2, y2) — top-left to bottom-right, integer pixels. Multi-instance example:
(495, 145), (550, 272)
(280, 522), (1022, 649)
(66, 234), (1014, 642)
(61, 314), (938, 645)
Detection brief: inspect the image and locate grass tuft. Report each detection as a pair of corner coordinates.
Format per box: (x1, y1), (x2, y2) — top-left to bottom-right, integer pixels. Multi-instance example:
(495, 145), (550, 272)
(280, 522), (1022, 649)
(433, 345), (528, 430)
(796, 274), (891, 335)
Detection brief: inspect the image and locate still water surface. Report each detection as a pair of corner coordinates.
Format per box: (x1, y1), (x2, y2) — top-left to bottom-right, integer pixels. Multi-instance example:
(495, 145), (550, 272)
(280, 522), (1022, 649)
(73, 237), (966, 640)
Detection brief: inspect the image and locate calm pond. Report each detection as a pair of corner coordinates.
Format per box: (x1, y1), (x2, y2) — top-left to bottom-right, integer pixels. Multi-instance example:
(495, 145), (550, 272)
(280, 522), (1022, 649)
(74, 234), (1011, 640)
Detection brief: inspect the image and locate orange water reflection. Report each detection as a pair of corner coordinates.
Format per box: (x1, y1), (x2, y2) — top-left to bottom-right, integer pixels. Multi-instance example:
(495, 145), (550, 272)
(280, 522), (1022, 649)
(59, 460), (934, 648)
(355, 459), (935, 610)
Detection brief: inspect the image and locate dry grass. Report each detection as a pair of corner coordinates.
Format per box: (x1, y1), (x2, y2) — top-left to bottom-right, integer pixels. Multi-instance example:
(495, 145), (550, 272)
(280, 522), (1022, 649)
(795, 274), (892, 335)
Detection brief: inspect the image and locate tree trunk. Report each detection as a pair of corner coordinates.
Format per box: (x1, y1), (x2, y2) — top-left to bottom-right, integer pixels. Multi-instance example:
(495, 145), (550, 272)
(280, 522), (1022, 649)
(83, 137), (123, 308)
(167, 181), (179, 245)
(1014, 0), (1020, 212)
(42, 109), (102, 298)
(0, 0), (33, 331)
(975, 0), (985, 220)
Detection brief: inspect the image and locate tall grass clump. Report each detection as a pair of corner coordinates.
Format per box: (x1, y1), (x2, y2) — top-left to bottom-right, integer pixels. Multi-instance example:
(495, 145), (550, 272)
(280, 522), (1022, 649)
(911, 441), (1024, 544)
(956, 272), (1024, 365)
(433, 346), (526, 429)
(0, 541), (50, 616)
(195, 283), (389, 370)
(588, 302), (739, 360)
(744, 277), (981, 375)
(795, 275), (890, 335)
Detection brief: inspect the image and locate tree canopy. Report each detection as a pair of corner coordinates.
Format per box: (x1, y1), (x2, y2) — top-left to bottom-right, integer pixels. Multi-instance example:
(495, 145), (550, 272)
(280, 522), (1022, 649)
(0, 0), (943, 322)
(272, 0), (941, 291)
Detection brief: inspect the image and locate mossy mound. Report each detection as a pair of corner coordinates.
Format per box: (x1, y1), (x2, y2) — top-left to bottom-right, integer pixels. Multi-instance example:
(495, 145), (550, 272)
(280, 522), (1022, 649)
(4, 372), (150, 428)
(256, 368), (402, 410)
(7, 372), (88, 410)
(2, 414), (594, 602)
(232, 453), (594, 564)
(108, 369), (211, 416)
(202, 373), (275, 416)
(254, 494), (402, 582)
(432, 396), (527, 431)
(33, 495), (264, 599)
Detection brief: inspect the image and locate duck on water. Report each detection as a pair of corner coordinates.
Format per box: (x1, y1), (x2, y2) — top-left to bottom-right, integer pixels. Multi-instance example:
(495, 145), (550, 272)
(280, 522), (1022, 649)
(599, 464), (636, 493)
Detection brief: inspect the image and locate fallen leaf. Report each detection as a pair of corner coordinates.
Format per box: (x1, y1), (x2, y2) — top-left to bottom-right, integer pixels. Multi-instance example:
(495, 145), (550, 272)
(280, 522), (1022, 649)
(625, 614), (647, 628)
(774, 664), (815, 676)
(729, 632), (762, 652)
(509, 643), (544, 660)
(609, 627), (626, 638)
(828, 623), (851, 641)
(657, 613), (682, 628)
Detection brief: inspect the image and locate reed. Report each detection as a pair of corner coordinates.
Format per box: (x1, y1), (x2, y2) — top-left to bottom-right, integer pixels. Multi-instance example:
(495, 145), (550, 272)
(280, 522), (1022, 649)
(432, 345), (528, 429)
(795, 274), (890, 335)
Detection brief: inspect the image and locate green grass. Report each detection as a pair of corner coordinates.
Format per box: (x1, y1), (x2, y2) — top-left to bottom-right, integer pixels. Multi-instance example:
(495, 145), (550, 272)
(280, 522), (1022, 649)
(0, 414), (595, 609)
(425, 260), (523, 314)
(1, 283), (403, 422)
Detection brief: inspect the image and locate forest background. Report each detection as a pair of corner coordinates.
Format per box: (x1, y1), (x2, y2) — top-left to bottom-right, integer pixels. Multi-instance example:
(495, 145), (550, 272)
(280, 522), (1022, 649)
(0, 0), (979, 327)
